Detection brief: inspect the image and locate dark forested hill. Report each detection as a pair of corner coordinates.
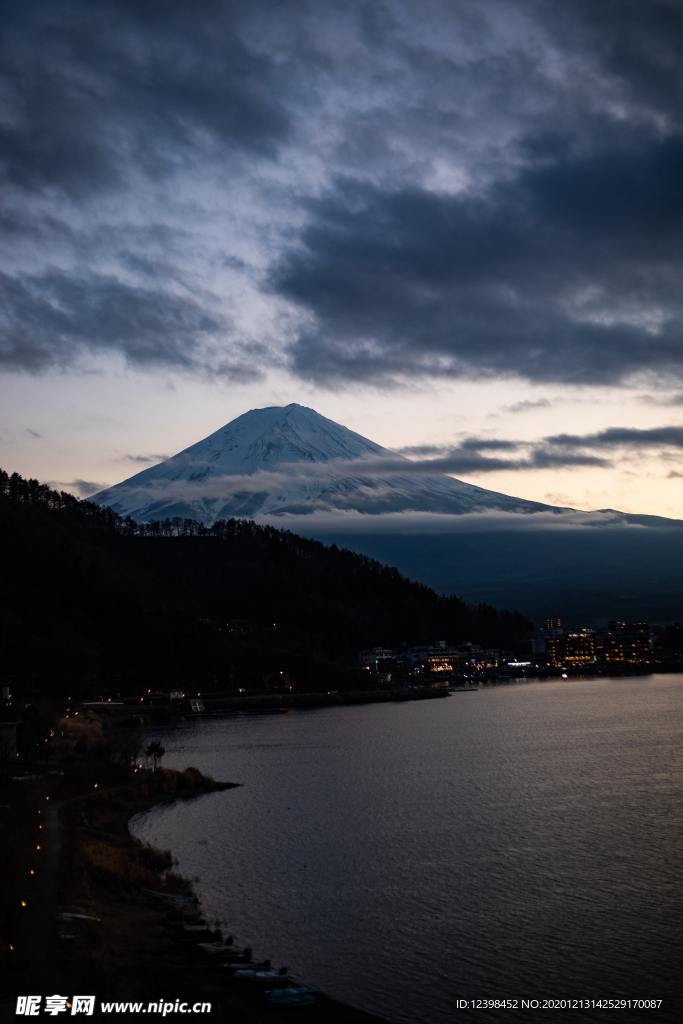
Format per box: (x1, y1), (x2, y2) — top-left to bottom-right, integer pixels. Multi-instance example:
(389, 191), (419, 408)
(0, 469), (531, 696)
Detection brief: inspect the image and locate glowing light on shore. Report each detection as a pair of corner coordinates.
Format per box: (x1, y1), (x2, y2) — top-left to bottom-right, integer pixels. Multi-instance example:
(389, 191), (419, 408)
(20, 900), (28, 908)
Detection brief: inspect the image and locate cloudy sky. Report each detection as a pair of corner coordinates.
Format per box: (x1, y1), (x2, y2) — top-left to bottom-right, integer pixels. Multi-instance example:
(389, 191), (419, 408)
(1, 0), (682, 517)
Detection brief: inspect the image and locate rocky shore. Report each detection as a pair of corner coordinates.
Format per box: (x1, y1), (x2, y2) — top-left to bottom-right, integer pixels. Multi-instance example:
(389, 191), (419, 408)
(35, 765), (387, 1022)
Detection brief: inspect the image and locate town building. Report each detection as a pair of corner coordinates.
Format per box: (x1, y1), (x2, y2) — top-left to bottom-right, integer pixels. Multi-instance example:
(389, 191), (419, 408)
(359, 641), (513, 676)
(563, 627), (597, 665)
(540, 617), (565, 665)
(604, 621), (652, 665)
(359, 647), (395, 669)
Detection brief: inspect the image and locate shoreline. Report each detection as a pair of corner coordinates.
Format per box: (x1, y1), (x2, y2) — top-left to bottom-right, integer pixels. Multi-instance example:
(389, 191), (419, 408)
(84, 670), (682, 727)
(50, 766), (389, 1022)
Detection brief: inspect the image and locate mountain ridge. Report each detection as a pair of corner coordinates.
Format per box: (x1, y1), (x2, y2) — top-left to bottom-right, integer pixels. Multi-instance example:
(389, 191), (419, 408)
(0, 466), (532, 695)
(89, 404), (683, 623)
(93, 403), (565, 523)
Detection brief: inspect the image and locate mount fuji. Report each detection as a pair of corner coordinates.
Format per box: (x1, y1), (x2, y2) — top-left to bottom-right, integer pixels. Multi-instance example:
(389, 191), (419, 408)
(93, 404), (683, 622)
(93, 403), (558, 522)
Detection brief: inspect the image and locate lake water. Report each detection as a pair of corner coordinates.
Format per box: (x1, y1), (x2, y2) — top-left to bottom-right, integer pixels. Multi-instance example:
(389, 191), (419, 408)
(132, 676), (682, 1022)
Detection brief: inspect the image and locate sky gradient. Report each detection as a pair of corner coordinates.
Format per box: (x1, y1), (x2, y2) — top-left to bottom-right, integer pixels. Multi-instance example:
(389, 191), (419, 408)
(1, 0), (682, 517)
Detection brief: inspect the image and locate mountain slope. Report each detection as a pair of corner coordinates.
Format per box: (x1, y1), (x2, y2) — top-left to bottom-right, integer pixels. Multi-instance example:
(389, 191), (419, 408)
(91, 404), (683, 624)
(0, 468), (531, 695)
(93, 403), (555, 521)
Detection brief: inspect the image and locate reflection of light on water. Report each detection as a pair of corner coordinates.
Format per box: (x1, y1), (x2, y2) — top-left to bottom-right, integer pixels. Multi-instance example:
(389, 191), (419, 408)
(131, 676), (683, 1024)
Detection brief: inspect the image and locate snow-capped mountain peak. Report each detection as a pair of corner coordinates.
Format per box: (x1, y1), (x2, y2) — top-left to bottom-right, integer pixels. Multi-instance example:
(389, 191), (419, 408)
(92, 404), (550, 522)
(184, 403), (386, 474)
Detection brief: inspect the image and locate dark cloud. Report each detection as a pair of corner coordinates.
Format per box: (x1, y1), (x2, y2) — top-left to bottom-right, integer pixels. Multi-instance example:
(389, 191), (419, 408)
(0, 0), (289, 198)
(2, 0), (683, 387)
(503, 399), (552, 414)
(395, 421), (683, 473)
(399, 437), (520, 456)
(0, 268), (252, 376)
(274, 138), (683, 386)
(122, 453), (170, 465)
(396, 444), (447, 457)
(534, 0), (683, 130)
(459, 437), (521, 452)
(0, 2), (289, 375)
(270, 2), (683, 388)
(639, 391), (683, 407)
(547, 426), (683, 449)
(383, 452), (526, 474)
(638, 391), (683, 407)
(404, 449), (608, 474)
(526, 449), (608, 469)
(68, 479), (109, 498)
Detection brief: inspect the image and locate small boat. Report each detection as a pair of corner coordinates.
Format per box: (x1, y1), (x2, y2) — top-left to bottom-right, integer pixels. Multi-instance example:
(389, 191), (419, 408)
(265, 986), (317, 1007)
(142, 888), (197, 902)
(196, 942), (252, 962)
(223, 959), (272, 973)
(233, 967), (290, 985)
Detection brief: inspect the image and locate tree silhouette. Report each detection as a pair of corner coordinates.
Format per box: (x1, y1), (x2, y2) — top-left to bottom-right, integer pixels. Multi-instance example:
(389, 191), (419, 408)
(145, 741), (165, 773)
(0, 466), (534, 697)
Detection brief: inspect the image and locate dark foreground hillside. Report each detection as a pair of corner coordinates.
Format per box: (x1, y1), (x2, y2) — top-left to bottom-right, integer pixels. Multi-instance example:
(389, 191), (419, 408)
(0, 469), (530, 696)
